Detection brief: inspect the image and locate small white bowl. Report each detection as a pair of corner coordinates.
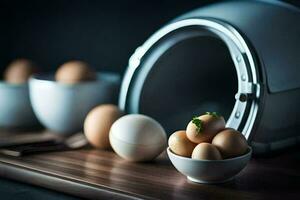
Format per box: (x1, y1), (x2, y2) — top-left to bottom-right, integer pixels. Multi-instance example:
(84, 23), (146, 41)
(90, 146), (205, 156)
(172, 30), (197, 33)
(167, 147), (252, 184)
(0, 82), (39, 129)
(29, 72), (120, 134)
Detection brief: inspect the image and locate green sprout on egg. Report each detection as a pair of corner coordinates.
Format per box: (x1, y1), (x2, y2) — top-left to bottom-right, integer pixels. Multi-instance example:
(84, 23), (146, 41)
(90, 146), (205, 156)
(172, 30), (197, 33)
(206, 112), (221, 118)
(192, 116), (203, 134)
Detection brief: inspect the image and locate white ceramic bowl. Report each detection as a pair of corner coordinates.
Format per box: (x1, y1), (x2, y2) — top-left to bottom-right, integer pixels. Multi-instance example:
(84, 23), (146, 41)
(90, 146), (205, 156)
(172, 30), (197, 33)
(167, 147), (252, 184)
(29, 72), (120, 134)
(0, 82), (39, 129)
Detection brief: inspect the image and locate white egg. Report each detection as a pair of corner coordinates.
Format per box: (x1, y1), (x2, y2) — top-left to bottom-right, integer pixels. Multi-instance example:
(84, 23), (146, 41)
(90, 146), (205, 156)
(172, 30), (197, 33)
(109, 114), (167, 162)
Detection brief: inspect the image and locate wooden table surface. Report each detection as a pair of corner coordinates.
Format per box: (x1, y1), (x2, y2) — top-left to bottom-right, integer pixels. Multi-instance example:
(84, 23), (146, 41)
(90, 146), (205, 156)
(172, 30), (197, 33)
(0, 131), (299, 200)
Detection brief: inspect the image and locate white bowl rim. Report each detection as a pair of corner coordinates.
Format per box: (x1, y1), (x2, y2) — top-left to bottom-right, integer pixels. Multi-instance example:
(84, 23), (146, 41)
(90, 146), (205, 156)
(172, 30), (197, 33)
(167, 146), (252, 162)
(29, 71), (120, 87)
(0, 81), (28, 88)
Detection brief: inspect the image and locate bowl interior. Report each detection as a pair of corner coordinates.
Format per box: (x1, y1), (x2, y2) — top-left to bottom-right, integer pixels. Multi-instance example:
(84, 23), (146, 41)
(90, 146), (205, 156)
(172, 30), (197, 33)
(31, 72), (120, 85)
(168, 147), (252, 162)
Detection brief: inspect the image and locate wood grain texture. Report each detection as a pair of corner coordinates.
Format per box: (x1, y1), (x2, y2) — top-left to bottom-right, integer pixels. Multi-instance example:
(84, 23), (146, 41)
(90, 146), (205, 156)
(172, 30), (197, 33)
(0, 131), (299, 200)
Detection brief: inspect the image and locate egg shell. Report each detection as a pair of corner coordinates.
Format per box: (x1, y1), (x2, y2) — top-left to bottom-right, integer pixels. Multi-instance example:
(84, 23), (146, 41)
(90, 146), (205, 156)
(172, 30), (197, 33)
(55, 60), (96, 84)
(84, 104), (123, 149)
(4, 59), (36, 84)
(168, 130), (197, 157)
(109, 114), (167, 162)
(186, 114), (225, 143)
(191, 143), (222, 160)
(212, 128), (248, 158)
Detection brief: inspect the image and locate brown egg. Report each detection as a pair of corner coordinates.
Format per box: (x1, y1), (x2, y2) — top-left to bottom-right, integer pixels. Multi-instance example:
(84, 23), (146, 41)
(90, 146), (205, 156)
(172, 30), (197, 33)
(212, 128), (248, 158)
(4, 59), (36, 84)
(186, 112), (225, 143)
(55, 60), (96, 84)
(168, 130), (197, 157)
(84, 104), (123, 149)
(191, 143), (222, 160)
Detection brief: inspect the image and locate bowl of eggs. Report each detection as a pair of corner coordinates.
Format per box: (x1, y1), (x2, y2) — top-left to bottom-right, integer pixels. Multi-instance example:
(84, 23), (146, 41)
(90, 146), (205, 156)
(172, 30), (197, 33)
(167, 112), (252, 184)
(0, 59), (39, 129)
(29, 61), (120, 134)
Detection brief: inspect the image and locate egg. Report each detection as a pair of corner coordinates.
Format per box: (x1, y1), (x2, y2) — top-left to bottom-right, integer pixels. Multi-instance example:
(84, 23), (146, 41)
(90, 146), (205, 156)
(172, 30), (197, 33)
(186, 112), (225, 143)
(191, 143), (222, 160)
(168, 130), (197, 157)
(84, 104), (123, 149)
(55, 60), (96, 84)
(109, 114), (167, 162)
(4, 59), (36, 84)
(212, 128), (248, 158)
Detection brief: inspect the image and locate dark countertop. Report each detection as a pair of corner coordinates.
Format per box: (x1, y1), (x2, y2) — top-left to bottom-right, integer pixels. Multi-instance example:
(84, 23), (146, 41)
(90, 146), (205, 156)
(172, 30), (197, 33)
(0, 131), (299, 200)
(0, 178), (81, 200)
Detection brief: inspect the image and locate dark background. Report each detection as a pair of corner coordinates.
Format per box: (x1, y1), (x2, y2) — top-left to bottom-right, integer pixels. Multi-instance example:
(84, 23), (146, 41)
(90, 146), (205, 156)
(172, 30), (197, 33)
(0, 0), (217, 76)
(1, 0), (299, 76)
